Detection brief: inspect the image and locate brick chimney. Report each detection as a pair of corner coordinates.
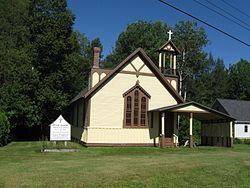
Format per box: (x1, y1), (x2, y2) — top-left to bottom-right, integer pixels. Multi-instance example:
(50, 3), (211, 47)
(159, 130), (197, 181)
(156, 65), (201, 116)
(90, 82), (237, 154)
(93, 47), (101, 68)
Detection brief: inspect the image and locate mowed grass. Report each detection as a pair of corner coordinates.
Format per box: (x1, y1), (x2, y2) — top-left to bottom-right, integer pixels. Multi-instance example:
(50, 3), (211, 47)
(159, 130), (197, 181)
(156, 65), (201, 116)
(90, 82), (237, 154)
(0, 142), (250, 188)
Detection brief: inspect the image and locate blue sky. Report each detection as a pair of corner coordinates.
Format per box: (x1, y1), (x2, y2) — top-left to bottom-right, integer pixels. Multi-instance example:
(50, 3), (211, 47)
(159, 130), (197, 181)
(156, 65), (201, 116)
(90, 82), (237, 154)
(68, 0), (250, 67)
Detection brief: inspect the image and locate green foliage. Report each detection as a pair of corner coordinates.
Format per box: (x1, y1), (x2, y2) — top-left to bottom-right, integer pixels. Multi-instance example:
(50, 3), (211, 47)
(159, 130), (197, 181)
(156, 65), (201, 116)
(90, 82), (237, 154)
(0, 0), (101, 138)
(234, 138), (250, 145)
(0, 0), (40, 128)
(0, 112), (11, 146)
(104, 20), (208, 101)
(105, 21), (170, 67)
(29, 0), (78, 126)
(29, 0), (103, 127)
(178, 115), (201, 145)
(228, 59), (250, 100)
(174, 21), (208, 75)
(188, 54), (229, 106)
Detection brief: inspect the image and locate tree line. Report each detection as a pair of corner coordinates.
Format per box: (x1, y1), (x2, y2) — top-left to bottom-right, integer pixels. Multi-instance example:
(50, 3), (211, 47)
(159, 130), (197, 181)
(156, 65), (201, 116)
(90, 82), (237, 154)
(0, 0), (249, 145)
(0, 0), (102, 142)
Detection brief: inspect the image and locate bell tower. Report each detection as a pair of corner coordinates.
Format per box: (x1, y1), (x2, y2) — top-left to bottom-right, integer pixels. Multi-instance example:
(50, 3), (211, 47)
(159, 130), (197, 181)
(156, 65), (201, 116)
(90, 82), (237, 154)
(158, 30), (180, 76)
(158, 30), (180, 91)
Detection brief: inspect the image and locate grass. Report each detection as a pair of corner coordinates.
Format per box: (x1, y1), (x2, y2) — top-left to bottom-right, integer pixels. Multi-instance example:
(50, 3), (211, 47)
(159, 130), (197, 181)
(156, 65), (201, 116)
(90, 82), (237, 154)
(40, 140), (81, 150)
(0, 142), (250, 187)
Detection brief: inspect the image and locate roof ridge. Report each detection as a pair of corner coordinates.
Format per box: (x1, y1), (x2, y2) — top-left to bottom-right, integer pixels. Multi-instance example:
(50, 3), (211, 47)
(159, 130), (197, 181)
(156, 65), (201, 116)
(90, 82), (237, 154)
(218, 98), (250, 102)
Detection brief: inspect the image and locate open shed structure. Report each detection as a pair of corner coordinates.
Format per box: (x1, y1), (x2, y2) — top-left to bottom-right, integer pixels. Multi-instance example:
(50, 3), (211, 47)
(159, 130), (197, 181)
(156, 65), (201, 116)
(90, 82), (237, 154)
(150, 102), (235, 147)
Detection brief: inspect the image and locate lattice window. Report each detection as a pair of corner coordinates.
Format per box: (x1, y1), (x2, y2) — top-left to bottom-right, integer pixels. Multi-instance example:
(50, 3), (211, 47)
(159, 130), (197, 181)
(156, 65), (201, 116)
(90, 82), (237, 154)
(123, 83), (150, 128)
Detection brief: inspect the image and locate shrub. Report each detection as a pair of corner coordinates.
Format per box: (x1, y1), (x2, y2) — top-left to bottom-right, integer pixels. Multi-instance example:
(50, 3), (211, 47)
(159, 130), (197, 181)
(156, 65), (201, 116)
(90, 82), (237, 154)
(242, 139), (250, 145)
(234, 138), (242, 144)
(0, 112), (11, 146)
(234, 138), (250, 145)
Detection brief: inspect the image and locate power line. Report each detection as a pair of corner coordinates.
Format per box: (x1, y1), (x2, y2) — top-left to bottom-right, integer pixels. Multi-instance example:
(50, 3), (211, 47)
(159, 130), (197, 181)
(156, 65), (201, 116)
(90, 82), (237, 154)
(204, 0), (250, 29)
(158, 0), (250, 48)
(220, 0), (250, 19)
(192, 0), (250, 32)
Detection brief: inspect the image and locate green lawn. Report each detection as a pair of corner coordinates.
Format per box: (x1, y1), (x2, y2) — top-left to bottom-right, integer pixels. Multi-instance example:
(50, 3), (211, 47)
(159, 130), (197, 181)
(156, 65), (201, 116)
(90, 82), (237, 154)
(0, 142), (250, 188)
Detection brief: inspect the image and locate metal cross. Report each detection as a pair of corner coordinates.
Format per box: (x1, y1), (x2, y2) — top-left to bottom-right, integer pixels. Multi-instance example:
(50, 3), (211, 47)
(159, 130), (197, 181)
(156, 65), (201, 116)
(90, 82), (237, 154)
(167, 30), (173, 40)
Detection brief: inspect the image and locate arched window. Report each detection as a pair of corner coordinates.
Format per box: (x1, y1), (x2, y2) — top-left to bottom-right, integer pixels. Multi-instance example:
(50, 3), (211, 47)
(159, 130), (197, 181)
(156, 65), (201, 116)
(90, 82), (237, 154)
(123, 84), (150, 128)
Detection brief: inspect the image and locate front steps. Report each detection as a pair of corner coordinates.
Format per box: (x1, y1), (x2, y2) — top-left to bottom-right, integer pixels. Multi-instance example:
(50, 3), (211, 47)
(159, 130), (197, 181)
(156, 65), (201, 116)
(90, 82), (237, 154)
(159, 136), (178, 147)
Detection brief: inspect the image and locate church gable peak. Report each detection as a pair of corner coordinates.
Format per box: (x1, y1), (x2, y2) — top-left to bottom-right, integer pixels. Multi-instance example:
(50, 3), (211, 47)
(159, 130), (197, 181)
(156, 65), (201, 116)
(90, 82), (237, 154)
(84, 48), (183, 103)
(158, 40), (180, 54)
(123, 81), (151, 98)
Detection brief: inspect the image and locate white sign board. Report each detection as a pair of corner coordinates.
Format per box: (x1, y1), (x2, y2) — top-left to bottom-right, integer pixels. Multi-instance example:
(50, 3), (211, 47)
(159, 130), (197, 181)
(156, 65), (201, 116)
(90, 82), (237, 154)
(50, 115), (71, 141)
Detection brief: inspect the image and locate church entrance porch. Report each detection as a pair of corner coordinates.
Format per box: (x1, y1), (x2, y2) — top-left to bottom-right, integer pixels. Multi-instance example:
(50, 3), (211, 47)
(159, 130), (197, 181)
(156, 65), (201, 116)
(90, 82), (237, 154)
(150, 101), (235, 148)
(158, 112), (178, 147)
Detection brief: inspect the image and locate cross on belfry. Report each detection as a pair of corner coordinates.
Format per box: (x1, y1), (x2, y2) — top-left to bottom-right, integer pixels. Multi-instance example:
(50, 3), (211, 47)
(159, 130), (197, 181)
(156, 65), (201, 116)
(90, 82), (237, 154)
(167, 30), (173, 41)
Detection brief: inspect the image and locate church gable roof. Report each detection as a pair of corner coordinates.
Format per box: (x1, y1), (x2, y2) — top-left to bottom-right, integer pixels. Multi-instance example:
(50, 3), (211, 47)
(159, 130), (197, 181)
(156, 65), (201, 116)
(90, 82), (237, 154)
(84, 48), (184, 103)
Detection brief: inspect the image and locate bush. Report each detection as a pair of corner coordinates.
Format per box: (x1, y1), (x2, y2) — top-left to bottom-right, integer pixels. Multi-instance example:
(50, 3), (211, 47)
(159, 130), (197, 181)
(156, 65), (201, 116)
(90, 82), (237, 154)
(234, 138), (250, 145)
(0, 112), (11, 146)
(234, 138), (241, 144)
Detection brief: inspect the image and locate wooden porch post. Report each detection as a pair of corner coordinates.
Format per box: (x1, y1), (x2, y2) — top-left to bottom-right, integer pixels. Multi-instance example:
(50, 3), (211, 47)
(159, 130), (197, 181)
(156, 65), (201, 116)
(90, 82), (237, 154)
(229, 121), (233, 147)
(161, 112), (165, 147)
(189, 112), (193, 148)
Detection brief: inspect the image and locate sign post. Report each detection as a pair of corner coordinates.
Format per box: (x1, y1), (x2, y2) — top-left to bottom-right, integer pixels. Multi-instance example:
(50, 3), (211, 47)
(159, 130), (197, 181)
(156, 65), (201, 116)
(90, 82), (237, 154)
(50, 115), (71, 143)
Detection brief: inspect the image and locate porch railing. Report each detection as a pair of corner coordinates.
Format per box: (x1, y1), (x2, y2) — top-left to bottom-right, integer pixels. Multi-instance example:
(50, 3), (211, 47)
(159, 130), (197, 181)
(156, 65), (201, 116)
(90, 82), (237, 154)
(173, 134), (179, 147)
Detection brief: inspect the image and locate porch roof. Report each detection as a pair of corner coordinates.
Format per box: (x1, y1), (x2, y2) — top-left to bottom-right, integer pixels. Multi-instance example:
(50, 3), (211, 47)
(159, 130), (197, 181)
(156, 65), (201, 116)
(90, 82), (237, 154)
(149, 101), (235, 122)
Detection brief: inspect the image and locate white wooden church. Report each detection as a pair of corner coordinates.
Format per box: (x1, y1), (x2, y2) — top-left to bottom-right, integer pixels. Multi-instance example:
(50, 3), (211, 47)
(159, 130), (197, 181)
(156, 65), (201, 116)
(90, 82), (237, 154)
(70, 31), (234, 147)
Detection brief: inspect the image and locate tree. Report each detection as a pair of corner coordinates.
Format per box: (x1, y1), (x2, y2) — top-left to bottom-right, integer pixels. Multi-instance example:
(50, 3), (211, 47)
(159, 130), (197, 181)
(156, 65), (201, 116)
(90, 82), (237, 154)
(104, 21), (208, 101)
(209, 58), (229, 102)
(104, 21), (170, 68)
(173, 21), (208, 100)
(0, 0), (40, 130)
(0, 0), (99, 140)
(28, 0), (99, 133)
(0, 112), (11, 146)
(228, 59), (250, 100)
(188, 54), (229, 106)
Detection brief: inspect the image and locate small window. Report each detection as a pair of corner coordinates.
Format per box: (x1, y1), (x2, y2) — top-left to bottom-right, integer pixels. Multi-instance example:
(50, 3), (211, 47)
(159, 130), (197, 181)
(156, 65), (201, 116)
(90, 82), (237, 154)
(244, 125), (248, 133)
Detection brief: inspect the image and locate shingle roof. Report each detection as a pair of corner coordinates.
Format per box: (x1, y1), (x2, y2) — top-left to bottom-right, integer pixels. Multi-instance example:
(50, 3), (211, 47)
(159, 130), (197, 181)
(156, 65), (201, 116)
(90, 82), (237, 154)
(215, 99), (250, 121)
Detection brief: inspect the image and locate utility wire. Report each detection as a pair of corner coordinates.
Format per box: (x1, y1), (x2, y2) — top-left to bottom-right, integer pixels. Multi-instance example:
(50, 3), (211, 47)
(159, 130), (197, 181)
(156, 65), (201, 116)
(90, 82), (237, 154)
(158, 0), (250, 47)
(192, 0), (250, 32)
(204, 0), (250, 29)
(220, 0), (250, 19)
